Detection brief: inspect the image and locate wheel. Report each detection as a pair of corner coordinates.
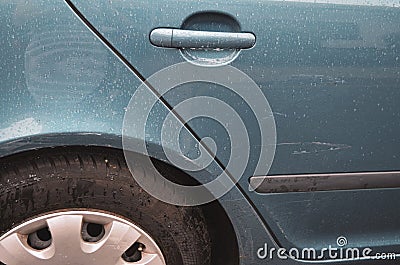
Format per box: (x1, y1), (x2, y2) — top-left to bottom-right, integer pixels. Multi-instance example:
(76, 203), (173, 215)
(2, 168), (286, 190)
(0, 147), (211, 265)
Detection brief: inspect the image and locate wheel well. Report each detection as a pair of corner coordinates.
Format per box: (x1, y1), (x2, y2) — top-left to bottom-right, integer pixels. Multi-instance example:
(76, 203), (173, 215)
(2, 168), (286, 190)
(0, 145), (239, 265)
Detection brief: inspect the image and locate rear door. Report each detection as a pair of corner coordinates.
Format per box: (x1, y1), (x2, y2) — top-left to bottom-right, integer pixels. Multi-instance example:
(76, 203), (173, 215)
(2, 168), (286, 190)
(68, 0), (400, 262)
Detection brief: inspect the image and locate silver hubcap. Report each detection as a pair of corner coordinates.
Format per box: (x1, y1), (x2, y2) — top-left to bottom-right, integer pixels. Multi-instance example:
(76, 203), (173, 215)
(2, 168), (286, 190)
(0, 210), (166, 265)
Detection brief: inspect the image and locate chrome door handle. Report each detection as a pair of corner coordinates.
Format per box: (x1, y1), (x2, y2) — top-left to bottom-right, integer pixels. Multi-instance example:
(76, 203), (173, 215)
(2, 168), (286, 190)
(150, 28), (256, 49)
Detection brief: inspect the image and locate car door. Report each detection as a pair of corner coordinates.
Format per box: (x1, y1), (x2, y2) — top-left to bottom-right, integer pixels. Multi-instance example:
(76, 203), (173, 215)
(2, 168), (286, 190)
(67, 0), (400, 263)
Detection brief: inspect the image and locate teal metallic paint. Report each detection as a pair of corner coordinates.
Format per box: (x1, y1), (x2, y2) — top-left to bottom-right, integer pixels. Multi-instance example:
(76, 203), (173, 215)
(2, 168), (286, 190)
(1, 0), (400, 264)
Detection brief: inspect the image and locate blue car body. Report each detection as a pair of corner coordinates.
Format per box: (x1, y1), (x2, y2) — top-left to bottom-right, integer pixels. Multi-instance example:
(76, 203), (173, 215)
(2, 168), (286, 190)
(1, 0), (400, 264)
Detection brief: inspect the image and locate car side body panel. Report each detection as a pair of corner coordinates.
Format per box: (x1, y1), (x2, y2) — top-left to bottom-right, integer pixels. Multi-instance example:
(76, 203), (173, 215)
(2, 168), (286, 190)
(68, 0), (400, 261)
(1, 0), (400, 264)
(0, 2), (281, 265)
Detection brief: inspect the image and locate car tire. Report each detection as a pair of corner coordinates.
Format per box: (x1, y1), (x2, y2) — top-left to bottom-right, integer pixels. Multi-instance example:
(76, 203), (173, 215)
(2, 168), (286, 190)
(0, 147), (211, 265)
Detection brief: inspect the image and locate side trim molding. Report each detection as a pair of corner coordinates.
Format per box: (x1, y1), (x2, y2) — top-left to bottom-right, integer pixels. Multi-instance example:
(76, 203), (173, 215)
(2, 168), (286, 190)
(250, 171), (400, 193)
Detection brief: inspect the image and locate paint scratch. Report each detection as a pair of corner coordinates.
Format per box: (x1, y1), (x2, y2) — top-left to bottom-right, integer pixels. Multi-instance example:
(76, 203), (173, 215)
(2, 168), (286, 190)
(277, 141), (351, 154)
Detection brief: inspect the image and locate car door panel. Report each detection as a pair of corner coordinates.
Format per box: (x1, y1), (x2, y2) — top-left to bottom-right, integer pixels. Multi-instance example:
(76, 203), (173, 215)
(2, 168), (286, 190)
(68, 0), (400, 261)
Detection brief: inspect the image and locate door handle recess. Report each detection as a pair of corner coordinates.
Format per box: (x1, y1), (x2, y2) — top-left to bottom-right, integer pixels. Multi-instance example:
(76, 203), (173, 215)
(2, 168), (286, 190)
(150, 28), (256, 49)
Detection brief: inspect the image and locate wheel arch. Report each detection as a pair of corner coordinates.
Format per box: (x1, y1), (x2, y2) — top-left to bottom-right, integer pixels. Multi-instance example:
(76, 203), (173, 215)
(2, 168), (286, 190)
(0, 133), (239, 265)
